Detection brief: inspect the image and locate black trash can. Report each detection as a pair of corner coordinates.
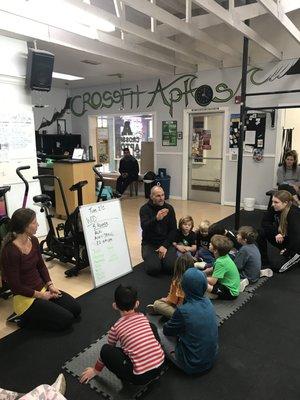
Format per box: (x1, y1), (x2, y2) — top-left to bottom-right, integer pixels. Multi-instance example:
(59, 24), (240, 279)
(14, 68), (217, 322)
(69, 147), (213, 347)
(155, 175), (171, 199)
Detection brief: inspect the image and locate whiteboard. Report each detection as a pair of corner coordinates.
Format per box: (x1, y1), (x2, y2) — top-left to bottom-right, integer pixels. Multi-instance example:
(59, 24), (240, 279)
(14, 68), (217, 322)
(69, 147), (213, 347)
(5, 180), (48, 238)
(80, 200), (132, 288)
(0, 111), (36, 161)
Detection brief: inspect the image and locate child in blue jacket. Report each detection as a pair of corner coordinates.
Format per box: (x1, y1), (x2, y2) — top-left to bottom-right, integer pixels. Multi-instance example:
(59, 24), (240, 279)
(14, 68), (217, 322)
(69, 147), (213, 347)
(161, 268), (218, 375)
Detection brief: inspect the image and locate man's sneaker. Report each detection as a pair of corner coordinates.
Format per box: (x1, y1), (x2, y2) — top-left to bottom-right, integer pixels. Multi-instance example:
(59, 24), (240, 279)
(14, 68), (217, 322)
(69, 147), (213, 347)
(52, 374), (66, 396)
(239, 278), (249, 292)
(146, 304), (157, 315)
(260, 268), (273, 278)
(279, 253), (300, 273)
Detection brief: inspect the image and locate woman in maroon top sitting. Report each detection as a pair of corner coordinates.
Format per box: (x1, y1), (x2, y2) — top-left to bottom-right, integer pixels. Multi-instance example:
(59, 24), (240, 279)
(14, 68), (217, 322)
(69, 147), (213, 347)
(1, 208), (81, 331)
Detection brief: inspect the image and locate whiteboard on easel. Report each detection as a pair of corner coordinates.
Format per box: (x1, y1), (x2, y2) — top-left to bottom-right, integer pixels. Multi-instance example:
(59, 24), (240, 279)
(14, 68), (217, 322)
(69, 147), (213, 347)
(80, 200), (132, 288)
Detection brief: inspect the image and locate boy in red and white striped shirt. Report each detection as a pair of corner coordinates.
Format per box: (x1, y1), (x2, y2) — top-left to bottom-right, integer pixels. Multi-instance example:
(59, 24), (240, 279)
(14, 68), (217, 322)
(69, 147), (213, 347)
(80, 285), (165, 385)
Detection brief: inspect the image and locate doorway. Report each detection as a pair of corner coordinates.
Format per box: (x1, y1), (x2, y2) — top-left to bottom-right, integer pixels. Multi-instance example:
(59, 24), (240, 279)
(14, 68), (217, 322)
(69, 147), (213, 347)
(89, 113), (155, 174)
(188, 111), (224, 203)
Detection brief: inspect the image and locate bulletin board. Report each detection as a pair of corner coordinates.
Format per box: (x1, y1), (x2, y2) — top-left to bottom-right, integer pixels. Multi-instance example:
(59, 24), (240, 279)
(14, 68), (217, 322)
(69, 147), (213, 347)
(229, 113), (266, 150)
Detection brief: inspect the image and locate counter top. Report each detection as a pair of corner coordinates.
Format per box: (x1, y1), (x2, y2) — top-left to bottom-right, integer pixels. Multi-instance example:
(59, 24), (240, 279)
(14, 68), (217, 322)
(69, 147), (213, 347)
(53, 159), (95, 164)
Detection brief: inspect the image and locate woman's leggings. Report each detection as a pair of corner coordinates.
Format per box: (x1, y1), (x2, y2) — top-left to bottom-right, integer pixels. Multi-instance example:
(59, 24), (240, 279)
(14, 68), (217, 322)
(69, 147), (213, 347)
(20, 291), (81, 331)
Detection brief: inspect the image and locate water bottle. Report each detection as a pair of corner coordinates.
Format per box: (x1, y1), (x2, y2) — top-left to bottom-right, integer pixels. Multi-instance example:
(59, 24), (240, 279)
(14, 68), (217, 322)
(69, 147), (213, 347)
(88, 145), (93, 160)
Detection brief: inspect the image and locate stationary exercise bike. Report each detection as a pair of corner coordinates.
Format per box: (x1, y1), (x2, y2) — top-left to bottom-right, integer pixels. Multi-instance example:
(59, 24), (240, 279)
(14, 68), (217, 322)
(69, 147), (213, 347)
(32, 173), (89, 277)
(0, 165), (31, 299)
(93, 163), (119, 201)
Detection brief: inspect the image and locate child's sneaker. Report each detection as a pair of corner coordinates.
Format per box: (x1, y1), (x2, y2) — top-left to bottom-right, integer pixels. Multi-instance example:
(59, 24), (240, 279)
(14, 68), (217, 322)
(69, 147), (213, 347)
(52, 374), (66, 395)
(260, 268), (273, 278)
(239, 278), (249, 292)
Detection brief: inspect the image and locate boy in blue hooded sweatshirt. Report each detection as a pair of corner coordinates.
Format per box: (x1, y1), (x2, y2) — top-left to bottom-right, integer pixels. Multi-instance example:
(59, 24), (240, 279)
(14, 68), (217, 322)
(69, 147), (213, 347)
(161, 268), (218, 375)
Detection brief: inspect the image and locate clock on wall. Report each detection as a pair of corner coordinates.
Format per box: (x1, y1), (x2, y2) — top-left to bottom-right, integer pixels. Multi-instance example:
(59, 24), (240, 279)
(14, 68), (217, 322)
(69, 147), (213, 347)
(195, 85), (214, 106)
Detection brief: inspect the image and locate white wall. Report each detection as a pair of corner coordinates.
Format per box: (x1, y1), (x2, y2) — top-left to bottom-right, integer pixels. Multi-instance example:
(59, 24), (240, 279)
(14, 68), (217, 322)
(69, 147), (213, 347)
(32, 87), (72, 134)
(68, 63), (300, 205)
(282, 108), (300, 155)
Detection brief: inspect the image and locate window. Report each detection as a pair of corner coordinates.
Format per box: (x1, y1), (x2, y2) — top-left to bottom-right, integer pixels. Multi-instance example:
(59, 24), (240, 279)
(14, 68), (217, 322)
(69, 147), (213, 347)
(97, 116), (108, 128)
(114, 114), (153, 161)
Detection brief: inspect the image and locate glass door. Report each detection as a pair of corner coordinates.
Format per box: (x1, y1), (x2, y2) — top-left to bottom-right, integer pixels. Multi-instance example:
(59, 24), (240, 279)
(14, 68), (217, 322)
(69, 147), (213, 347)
(188, 112), (224, 203)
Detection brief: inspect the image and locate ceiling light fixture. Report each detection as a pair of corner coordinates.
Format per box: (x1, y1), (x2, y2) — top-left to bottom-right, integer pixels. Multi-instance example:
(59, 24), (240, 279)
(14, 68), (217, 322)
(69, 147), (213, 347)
(52, 72), (85, 81)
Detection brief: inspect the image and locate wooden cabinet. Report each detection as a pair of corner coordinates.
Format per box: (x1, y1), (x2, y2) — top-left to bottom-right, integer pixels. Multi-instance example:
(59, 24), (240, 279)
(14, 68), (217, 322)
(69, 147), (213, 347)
(53, 160), (96, 218)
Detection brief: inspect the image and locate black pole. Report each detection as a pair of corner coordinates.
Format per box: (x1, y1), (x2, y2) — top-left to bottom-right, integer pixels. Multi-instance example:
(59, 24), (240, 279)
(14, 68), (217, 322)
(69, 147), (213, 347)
(246, 89), (300, 97)
(246, 104), (300, 111)
(235, 27), (249, 230)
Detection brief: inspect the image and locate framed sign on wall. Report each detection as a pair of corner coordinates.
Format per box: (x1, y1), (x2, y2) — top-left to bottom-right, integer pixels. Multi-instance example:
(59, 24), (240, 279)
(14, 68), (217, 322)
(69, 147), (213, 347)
(162, 120), (177, 146)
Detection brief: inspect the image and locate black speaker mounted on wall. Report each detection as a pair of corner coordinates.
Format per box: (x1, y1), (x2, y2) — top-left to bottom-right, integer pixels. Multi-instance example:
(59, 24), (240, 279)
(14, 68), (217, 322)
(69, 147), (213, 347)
(26, 48), (55, 92)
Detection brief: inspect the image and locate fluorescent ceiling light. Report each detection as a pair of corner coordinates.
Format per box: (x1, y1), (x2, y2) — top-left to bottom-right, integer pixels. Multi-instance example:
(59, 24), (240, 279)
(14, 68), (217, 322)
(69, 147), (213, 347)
(52, 72), (85, 81)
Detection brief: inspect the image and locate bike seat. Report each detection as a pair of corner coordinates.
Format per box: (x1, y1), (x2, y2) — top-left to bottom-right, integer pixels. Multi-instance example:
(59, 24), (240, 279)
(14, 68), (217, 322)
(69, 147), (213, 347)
(70, 180), (88, 191)
(33, 194), (52, 204)
(0, 186), (11, 197)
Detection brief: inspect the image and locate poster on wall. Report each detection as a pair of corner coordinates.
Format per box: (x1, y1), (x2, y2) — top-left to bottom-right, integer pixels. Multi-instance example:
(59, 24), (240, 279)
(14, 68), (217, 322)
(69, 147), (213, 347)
(202, 130), (212, 150)
(115, 116), (145, 160)
(162, 120), (177, 146)
(97, 127), (109, 140)
(0, 112), (35, 161)
(229, 114), (240, 148)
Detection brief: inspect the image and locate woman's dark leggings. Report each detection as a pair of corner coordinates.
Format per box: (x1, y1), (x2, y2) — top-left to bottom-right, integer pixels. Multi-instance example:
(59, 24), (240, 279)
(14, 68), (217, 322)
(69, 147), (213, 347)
(20, 291), (81, 331)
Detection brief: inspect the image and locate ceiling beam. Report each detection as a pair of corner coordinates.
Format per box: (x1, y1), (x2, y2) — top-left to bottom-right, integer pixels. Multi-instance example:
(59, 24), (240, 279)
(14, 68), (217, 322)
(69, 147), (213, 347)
(96, 31), (195, 70)
(192, 0), (282, 59)
(121, 0), (240, 58)
(257, 0), (300, 44)
(131, 2), (300, 45)
(0, 0), (207, 70)
(0, 10), (175, 76)
(62, 0), (219, 66)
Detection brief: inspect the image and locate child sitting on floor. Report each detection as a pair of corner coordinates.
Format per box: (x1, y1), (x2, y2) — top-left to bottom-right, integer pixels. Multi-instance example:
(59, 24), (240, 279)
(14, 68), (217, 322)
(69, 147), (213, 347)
(160, 268), (218, 375)
(80, 285), (165, 385)
(195, 220), (214, 265)
(147, 253), (195, 319)
(172, 216), (196, 256)
(236, 226), (273, 292)
(206, 235), (240, 300)
(195, 222), (239, 267)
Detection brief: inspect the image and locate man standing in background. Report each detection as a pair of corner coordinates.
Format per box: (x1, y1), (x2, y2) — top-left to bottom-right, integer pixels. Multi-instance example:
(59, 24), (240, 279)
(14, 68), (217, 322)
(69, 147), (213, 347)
(116, 148), (139, 196)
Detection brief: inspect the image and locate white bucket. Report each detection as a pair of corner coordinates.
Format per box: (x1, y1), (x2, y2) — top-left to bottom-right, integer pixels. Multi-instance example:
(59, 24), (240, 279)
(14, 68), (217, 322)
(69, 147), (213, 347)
(244, 197), (255, 211)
